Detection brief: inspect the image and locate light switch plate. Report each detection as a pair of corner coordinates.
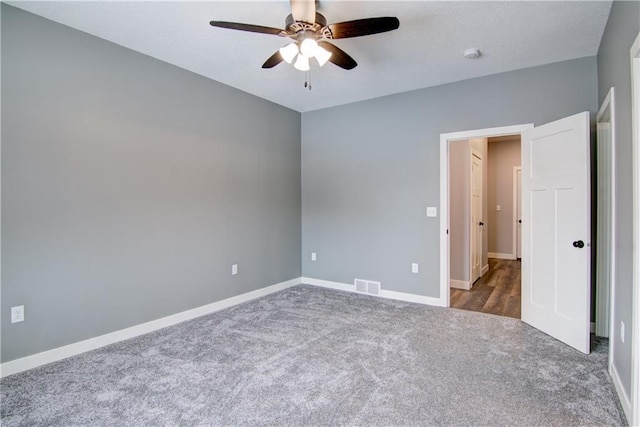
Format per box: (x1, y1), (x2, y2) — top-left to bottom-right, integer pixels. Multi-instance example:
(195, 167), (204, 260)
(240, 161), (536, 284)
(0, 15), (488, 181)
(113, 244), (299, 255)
(426, 207), (437, 217)
(11, 305), (24, 323)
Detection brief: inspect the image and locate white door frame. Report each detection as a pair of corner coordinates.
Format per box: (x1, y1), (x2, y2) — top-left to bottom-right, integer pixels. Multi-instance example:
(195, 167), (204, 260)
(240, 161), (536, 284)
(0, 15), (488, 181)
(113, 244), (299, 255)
(512, 166), (522, 260)
(630, 31), (640, 427)
(439, 123), (533, 307)
(595, 87), (616, 341)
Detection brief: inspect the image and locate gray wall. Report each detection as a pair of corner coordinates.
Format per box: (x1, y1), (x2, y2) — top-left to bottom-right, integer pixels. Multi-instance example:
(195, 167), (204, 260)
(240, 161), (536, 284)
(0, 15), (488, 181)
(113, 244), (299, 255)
(487, 138), (521, 256)
(1, 5), (301, 363)
(597, 0), (640, 405)
(449, 140), (470, 282)
(302, 56), (598, 297)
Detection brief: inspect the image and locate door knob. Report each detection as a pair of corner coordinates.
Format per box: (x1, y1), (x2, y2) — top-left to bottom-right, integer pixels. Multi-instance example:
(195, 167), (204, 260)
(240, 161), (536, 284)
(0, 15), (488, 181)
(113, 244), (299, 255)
(572, 240), (585, 248)
(479, 222), (484, 226)
(518, 220), (522, 224)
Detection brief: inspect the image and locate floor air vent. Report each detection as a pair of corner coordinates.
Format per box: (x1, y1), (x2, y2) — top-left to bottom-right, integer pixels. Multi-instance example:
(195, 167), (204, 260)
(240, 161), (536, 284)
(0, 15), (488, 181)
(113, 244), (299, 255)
(354, 279), (381, 296)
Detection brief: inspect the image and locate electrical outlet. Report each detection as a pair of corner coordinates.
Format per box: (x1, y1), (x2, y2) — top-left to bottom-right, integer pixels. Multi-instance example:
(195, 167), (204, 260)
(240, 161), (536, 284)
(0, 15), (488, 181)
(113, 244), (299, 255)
(11, 305), (24, 323)
(496, 204), (502, 211)
(412, 263), (419, 274)
(621, 321), (625, 343)
(426, 207), (437, 217)
(311, 252), (317, 261)
(231, 264), (238, 276)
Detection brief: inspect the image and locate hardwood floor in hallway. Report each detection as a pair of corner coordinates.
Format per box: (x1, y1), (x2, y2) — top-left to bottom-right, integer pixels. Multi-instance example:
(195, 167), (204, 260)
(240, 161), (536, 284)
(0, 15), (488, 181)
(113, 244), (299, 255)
(450, 258), (521, 319)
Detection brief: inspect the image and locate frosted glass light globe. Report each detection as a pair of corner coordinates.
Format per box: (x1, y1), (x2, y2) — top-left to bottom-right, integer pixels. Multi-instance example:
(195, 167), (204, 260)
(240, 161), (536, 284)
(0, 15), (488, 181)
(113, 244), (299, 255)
(293, 54), (310, 71)
(279, 43), (299, 64)
(300, 38), (319, 58)
(314, 45), (332, 66)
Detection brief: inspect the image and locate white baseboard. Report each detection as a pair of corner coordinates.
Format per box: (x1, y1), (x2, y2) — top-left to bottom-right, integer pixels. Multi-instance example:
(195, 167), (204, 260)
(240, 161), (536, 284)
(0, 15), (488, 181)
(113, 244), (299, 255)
(488, 252), (516, 260)
(301, 277), (354, 292)
(450, 279), (471, 290)
(610, 361), (632, 423)
(481, 264), (490, 275)
(381, 289), (446, 307)
(302, 277), (446, 307)
(0, 277), (302, 378)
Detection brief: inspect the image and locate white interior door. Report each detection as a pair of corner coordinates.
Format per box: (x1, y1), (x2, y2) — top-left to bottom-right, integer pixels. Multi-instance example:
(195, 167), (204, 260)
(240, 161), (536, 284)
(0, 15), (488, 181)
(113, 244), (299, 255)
(516, 167), (522, 259)
(471, 150), (483, 283)
(521, 111), (591, 354)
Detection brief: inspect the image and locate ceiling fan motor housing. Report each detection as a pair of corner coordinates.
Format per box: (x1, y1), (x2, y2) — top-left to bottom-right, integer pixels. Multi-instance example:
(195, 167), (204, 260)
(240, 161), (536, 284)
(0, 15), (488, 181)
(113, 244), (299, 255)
(285, 13), (331, 39)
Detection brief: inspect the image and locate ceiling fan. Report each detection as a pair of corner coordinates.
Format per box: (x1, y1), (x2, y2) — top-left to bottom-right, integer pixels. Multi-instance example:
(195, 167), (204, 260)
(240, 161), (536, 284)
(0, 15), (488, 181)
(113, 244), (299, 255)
(209, 0), (399, 71)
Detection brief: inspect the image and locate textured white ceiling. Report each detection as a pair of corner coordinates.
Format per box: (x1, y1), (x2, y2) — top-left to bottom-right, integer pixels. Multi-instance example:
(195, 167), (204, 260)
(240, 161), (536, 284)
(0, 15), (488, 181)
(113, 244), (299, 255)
(7, 1), (612, 112)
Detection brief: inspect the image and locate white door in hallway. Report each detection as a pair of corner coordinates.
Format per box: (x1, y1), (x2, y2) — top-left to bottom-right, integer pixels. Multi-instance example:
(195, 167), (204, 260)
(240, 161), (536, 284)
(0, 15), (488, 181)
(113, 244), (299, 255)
(521, 111), (591, 354)
(471, 150), (483, 283)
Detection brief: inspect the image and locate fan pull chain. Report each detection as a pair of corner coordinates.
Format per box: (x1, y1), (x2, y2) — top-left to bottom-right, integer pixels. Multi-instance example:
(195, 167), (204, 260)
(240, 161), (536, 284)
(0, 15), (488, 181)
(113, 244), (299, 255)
(304, 69), (312, 91)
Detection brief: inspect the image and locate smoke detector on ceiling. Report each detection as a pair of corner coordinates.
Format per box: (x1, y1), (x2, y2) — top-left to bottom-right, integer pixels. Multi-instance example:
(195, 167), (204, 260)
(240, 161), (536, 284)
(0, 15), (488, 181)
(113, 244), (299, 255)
(463, 48), (481, 59)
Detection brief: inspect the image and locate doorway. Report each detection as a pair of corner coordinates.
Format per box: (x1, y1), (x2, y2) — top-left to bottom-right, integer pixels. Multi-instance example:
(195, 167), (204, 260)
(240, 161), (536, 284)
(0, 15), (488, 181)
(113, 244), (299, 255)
(440, 124), (532, 309)
(449, 134), (523, 319)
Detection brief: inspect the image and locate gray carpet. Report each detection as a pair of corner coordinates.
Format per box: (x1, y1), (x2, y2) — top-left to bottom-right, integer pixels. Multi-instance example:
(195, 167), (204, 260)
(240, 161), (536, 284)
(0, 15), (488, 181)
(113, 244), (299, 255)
(1, 284), (627, 426)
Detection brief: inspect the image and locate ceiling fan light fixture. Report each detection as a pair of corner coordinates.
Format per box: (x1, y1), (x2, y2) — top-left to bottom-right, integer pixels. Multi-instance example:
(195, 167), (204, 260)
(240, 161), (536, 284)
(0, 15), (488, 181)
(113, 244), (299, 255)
(314, 45), (332, 67)
(299, 37), (319, 58)
(210, 8), (399, 73)
(293, 54), (310, 71)
(279, 43), (299, 64)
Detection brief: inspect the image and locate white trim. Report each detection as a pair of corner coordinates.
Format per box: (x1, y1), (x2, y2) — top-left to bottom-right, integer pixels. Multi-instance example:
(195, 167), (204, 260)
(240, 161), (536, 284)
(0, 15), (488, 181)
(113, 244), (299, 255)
(302, 277), (354, 292)
(481, 264), (489, 276)
(302, 277), (446, 307)
(611, 360), (633, 424)
(0, 277), (302, 378)
(630, 30), (640, 427)
(488, 252), (516, 260)
(450, 279), (472, 290)
(512, 166), (522, 260)
(381, 289), (445, 306)
(440, 124), (534, 308)
(595, 87), (616, 340)
(440, 131), (450, 308)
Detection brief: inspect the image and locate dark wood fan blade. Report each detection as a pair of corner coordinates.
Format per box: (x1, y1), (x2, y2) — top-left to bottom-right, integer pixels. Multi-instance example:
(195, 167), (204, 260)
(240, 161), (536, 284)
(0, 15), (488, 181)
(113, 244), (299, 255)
(318, 41), (357, 70)
(328, 17), (399, 39)
(290, 0), (316, 23)
(209, 21), (284, 36)
(262, 51), (284, 68)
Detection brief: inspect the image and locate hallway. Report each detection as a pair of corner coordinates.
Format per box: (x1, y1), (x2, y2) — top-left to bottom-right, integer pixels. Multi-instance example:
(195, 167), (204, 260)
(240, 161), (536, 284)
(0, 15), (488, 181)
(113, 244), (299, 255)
(450, 258), (521, 319)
